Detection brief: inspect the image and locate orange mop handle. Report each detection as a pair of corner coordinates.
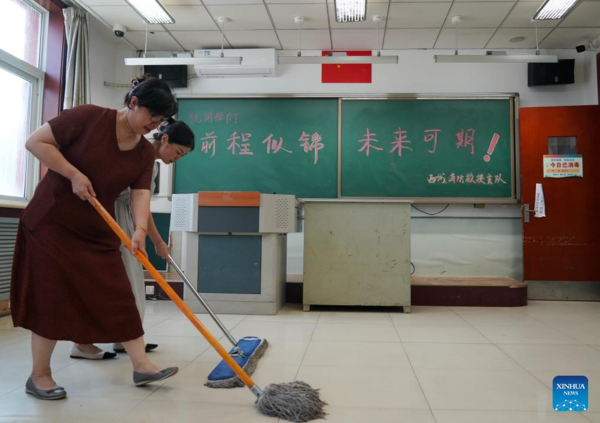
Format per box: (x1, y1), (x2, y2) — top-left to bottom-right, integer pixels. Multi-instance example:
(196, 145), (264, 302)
(91, 199), (255, 389)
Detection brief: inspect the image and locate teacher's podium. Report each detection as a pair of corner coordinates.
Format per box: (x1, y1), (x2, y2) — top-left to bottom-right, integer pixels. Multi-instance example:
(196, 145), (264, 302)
(302, 199), (412, 313)
(171, 191), (298, 315)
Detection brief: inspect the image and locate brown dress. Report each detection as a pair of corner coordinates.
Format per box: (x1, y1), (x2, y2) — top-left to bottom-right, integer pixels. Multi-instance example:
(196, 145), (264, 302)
(10, 105), (155, 343)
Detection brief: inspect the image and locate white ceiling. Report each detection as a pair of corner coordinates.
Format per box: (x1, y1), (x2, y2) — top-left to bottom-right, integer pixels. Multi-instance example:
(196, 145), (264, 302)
(78, 0), (600, 51)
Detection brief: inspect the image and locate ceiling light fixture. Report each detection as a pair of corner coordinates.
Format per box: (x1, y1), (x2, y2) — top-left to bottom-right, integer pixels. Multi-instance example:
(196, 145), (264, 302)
(124, 16), (242, 67)
(434, 15), (558, 63)
(125, 0), (175, 24)
(334, 0), (367, 23)
(532, 0), (581, 20)
(278, 14), (398, 65)
(279, 54), (397, 64)
(124, 57), (242, 66)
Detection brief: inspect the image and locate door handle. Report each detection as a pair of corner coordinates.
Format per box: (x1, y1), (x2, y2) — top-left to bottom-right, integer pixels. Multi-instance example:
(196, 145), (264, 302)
(523, 204), (535, 223)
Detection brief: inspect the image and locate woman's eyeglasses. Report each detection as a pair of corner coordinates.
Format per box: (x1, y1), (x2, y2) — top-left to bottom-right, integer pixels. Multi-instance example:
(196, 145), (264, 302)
(150, 114), (167, 124)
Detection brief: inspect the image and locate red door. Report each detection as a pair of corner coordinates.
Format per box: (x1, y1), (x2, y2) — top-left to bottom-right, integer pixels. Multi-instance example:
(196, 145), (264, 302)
(520, 106), (600, 282)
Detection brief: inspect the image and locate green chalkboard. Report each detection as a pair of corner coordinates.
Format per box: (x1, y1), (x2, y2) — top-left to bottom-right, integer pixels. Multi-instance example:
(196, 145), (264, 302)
(340, 99), (514, 199)
(146, 213), (170, 271)
(175, 98), (338, 198)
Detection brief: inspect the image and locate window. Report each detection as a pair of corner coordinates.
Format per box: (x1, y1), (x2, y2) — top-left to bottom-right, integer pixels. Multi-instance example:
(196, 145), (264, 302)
(0, 0), (42, 68)
(0, 0), (46, 206)
(548, 137), (577, 155)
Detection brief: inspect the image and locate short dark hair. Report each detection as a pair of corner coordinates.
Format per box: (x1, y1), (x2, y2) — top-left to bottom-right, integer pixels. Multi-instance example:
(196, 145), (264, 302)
(153, 118), (195, 151)
(124, 74), (178, 118)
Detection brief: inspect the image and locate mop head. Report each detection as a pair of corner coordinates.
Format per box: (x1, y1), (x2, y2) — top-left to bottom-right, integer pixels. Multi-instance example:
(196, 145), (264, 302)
(256, 381), (327, 422)
(205, 336), (269, 389)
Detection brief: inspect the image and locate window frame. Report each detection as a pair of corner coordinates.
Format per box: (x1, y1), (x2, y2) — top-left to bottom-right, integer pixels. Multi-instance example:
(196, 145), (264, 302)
(0, 0), (48, 208)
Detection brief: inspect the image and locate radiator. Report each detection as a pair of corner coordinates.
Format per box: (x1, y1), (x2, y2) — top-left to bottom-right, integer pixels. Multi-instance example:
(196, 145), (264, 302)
(0, 218), (18, 301)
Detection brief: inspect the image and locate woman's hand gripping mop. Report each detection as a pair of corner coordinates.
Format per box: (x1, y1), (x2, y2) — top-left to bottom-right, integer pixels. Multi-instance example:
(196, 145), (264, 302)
(92, 199), (327, 422)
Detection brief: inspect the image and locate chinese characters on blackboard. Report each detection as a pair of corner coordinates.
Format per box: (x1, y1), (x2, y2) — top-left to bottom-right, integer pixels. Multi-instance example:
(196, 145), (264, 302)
(192, 114), (506, 186)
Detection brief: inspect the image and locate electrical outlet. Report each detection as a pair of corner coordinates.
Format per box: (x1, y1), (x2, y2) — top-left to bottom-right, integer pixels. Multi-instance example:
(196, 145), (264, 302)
(146, 286), (155, 295)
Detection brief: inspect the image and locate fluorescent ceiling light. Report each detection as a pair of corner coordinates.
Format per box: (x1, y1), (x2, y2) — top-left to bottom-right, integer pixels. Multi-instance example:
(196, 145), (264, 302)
(434, 54), (558, 63)
(279, 55), (398, 64)
(532, 0), (581, 20)
(125, 0), (175, 24)
(124, 57), (242, 66)
(334, 0), (367, 23)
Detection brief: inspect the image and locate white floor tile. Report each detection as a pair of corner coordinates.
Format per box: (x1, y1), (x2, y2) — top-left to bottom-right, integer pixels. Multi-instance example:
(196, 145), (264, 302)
(415, 367), (553, 411)
(144, 318), (240, 338)
(474, 324), (582, 344)
(318, 311), (393, 324)
(0, 317), (26, 331)
(167, 312), (247, 323)
(546, 324), (600, 345)
(433, 409), (591, 422)
(497, 344), (600, 373)
(585, 413), (600, 422)
(244, 304), (320, 323)
(302, 340), (412, 368)
(452, 308), (547, 327)
(141, 335), (212, 362)
(296, 366), (429, 409)
(394, 324), (490, 343)
(229, 321), (317, 343)
(0, 329), (30, 348)
(313, 322), (401, 342)
(118, 399), (274, 423)
(2, 300), (599, 421)
(0, 392), (142, 423)
(404, 343), (521, 370)
(390, 308), (470, 326)
(320, 406), (436, 423)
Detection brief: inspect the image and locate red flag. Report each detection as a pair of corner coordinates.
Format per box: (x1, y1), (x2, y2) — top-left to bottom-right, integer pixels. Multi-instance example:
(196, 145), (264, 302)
(321, 51), (372, 84)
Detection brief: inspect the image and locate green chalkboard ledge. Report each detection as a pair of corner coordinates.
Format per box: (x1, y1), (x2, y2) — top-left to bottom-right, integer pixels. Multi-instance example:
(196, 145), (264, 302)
(334, 197), (519, 205)
(301, 199), (413, 204)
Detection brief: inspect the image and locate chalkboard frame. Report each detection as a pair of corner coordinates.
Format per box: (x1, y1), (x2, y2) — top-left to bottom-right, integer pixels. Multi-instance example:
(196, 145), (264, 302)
(174, 94), (520, 204)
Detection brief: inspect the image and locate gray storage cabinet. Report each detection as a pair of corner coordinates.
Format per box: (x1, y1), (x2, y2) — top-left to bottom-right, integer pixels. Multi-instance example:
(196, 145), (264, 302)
(303, 200), (411, 313)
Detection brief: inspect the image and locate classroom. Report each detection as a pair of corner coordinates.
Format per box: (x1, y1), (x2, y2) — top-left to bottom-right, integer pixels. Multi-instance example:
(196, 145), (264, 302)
(1, 0), (599, 421)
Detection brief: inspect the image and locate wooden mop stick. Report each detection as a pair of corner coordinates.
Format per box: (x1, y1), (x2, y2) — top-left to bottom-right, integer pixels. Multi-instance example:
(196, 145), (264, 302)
(91, 199), (257, 391)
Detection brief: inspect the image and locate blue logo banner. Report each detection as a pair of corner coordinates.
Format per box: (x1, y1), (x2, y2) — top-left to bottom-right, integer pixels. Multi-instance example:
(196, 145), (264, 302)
(553, 376), (588, 412)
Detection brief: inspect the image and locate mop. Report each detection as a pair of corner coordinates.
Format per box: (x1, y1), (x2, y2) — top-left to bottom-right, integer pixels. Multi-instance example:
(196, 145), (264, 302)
(93, 199), (326, 422)
(167, 254), (268, 388)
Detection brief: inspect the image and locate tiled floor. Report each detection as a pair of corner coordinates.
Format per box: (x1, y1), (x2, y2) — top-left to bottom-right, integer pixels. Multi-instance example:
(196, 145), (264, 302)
(1, 300), (600, 422)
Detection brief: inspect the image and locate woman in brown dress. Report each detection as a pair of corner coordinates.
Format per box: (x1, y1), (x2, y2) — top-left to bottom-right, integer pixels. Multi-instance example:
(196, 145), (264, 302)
(11, 76), (179, 400)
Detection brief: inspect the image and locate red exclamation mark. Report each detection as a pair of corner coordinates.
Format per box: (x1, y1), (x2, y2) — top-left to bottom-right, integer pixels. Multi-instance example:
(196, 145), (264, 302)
(484, 134), (500, 162)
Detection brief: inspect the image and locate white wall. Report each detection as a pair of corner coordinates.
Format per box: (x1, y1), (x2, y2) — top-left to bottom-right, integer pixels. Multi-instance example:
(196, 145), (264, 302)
(88, 18), (136, 108)
(88, 32), (598, 281)
(179, 49), (598, 108)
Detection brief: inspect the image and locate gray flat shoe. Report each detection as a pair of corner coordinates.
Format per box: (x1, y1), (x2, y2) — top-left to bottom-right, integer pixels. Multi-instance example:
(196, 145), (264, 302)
(25, 377), (67, 400)
(133, 367), (179, 387)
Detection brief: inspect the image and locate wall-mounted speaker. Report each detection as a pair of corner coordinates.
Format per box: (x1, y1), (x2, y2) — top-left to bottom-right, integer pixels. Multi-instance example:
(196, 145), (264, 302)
(144, 65), (188, 88)
(528, 59), (575, 87)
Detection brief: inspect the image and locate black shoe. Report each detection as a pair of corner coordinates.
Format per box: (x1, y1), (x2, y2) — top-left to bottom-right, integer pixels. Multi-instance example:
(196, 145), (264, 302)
(114, 343), (159, 353)
(70, 345), (117, 360)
